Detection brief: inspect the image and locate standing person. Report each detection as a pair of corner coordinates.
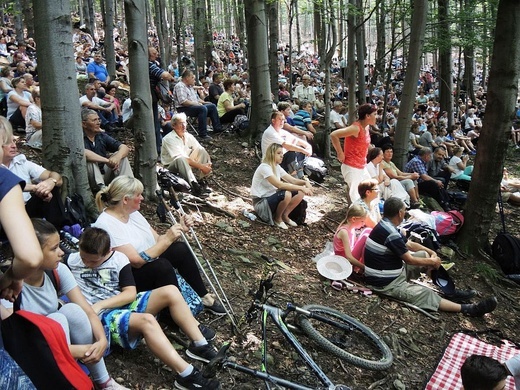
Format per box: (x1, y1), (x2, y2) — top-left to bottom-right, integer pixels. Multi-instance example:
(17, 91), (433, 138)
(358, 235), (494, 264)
(331, 103), (376, 202)
(148, 47), (175, 155)
(216, 79), (246, 124)
(251, 143), (313, 229)
(20, 219), (128, 390)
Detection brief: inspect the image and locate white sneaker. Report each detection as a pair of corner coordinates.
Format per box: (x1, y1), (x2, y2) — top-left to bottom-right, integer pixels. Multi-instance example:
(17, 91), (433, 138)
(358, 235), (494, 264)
(95, 378), (131, 390)
(274, 221), (288, 230)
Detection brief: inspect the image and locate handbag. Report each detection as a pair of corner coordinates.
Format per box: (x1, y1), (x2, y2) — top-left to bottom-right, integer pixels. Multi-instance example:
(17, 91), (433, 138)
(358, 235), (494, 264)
(155, 80), (173, 104)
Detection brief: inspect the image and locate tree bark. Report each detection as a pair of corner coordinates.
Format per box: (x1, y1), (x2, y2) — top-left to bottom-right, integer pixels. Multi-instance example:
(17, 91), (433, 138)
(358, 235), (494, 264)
(458, 0), (520, 253)
(33, 0), (96, 218)
(193, 0), (207, 77)
(13, 1), (24, 44)
(21, 0), (34, 39)
(124, 0), (158, 199)
(393, 0), (428, 170)
(347, 0), (356, 123)
(267, 0), (279, 102)
(104, 0), (116, 78)
(244, 0), (273, 141)
(438, 0), (453, 128)
(355, 0), (366, 105)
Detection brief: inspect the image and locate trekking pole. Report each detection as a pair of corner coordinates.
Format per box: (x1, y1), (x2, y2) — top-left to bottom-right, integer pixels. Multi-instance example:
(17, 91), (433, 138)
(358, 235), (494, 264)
(156, 189), (239, 330)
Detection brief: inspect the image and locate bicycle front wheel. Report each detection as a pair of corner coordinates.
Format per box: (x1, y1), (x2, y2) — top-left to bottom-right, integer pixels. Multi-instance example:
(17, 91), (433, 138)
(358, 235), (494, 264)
(296, 304), (393, 371)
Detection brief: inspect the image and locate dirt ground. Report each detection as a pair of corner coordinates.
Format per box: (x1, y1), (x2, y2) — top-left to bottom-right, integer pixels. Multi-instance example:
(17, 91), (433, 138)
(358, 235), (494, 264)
(18, 129), (520, 390)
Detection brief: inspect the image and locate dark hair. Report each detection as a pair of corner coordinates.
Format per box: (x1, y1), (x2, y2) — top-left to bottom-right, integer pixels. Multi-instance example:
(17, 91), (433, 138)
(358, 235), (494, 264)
(418, 147), (432, 157)
(271, 110), (283, 121)
(79, 227), (111, 256)
(381, 144), (394, 153)
(223, 79), (235, 90)
(1, 66), (11, 77)
(357, 103), (377, 120)
(31, 218), (58, 247)
(382, 197), (405, 218)
(277, 102), (291, 111)
(367, 147), (382, 163)
(460, 355), (508, 390)
(358, 179), (378, 199)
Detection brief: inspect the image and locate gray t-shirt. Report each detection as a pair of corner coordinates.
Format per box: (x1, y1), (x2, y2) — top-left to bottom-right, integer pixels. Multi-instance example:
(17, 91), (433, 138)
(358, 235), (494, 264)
(20, 263), (77, 315)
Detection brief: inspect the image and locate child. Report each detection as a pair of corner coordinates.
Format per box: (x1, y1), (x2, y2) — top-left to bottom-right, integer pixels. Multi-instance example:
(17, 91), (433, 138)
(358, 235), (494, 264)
(461, 354), (520, 389)
(333, 204), (370, 274)
(67, 227), (220, 390)
(22, 219), (127, 390)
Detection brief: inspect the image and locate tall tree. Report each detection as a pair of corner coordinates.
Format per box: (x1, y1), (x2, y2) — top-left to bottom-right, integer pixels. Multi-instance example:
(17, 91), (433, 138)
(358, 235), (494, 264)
(244, 0), (273, 141)
(346, 0), (357, 123)
(393, 0), (428, 170)
(103, 0), (116, 78)
(437, 0), (453, 127)
(267, 0), (279, 103)
(33, 0), (95, 216)
(124, 0), (158, 198)
(458, 0), (520, 253)
(355, 0), (366, 105)
(193, 0), (207, 77)
(21, 0), (34, 38)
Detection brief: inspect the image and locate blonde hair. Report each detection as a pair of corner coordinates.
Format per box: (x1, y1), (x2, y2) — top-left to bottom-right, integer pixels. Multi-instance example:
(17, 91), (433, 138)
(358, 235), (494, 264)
(262, 143), (282, 174)
(337, 204), (367, 228)
(0, 116), (13, 145)
(95, 175), (144, 211)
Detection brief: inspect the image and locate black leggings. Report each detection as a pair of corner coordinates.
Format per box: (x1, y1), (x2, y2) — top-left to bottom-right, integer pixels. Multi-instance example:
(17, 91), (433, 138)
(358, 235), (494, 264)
(131, 241), (208, 297)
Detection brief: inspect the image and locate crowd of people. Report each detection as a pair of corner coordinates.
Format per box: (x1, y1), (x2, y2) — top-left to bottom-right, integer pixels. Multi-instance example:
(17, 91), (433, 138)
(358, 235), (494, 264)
(0, 13), (519, 390)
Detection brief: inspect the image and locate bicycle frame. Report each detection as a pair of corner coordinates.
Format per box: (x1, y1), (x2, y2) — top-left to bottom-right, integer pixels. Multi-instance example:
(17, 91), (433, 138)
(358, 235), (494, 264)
(220, 301), (348, 390)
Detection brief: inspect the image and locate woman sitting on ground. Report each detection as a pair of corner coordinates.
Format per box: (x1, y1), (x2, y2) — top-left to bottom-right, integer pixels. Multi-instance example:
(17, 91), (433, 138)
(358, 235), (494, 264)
(333, 204), (369, 275)
(24, 88), (42, 149)
(448, 146), (473, 182)
(353, 179), (382, 228)
(216, 79), (246, 124)
(448, 124), (476, 154)
(366, 147), (411, 208)
(93, 176), (225, 317)
(21, 219), (127, 390)
(380, 144), (421, 208)
(6, 76), (33, 129)
(251, 142), (313, 229)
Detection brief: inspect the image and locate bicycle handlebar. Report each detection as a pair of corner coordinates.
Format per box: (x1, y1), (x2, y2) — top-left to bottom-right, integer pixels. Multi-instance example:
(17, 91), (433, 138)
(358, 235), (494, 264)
(246, 272), (277, 323)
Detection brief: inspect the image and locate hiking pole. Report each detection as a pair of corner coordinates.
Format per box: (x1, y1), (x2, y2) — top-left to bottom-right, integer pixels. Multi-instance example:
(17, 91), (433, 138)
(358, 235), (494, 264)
(156, 190), (239, 330)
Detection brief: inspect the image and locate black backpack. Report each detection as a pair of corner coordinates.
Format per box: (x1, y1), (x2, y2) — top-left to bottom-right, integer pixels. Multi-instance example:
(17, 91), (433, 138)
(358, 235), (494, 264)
(492, 190), (520, 276)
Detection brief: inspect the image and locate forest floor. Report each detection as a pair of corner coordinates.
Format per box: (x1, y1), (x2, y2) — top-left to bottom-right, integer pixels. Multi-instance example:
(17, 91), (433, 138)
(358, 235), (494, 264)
(19, 128), (520, 390)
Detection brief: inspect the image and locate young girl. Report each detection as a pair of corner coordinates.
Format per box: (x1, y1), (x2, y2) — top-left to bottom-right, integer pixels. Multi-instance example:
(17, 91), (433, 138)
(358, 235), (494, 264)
(67, 227), (220, 390)
(251, 142), (312, 229)
(333, 204), (370, 274)
(22, 219), (127, 390)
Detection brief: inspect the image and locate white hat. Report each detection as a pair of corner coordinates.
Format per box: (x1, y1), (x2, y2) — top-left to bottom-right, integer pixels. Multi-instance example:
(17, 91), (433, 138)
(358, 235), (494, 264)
(316, 255), (353, 281)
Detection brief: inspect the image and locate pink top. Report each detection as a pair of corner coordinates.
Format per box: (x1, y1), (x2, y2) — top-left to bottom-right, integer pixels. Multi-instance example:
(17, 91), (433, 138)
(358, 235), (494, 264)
(343, 122), (371, 169)
(333, 225), (355, 258)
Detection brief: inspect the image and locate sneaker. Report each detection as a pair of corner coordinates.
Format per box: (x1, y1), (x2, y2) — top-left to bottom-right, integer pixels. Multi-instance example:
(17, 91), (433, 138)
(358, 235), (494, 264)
(198, 134), (212, 141)
(174, 367), (221, 390)
(466, 296), (498, 317)
(186, 343), (218, 363)
(445, 289), (476, 303)
(180, 323), (216, 342)
(204, 300), (226, 316)
(274, 221), (288, 230)
(95, 378), (130, 390)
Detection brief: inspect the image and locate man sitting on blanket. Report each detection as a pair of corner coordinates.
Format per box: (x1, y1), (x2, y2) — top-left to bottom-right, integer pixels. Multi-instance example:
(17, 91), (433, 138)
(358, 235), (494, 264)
(363, 197), (497, 317)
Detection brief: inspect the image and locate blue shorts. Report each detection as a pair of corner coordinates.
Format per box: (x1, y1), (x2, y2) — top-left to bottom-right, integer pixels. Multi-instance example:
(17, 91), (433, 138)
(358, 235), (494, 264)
(99, 291), (152, 350)
(266, 190), (298, 214)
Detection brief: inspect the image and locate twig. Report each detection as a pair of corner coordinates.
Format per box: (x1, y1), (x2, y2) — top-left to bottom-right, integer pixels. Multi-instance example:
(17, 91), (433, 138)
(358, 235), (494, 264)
(209, 177), (251, 201)
(368, 376), (390, 390)
(182, 199), (235, 218)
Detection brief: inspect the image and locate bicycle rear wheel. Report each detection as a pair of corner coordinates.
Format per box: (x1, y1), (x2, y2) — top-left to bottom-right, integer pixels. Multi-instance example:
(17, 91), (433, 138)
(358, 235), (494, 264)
(296, 304), (393, 370)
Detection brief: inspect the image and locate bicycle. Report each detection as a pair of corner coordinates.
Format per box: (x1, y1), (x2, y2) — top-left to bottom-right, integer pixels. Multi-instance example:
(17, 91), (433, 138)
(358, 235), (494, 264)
(203, 273), (393, 390)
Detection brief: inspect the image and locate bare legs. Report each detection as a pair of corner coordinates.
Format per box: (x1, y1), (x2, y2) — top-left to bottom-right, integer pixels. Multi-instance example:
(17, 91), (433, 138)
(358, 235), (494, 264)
(274, 190), (304, 224)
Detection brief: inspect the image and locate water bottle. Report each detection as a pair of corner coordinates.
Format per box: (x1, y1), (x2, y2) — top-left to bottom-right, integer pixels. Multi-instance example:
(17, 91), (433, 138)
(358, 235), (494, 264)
(61, 231), (79, 245)
(242, 209), (257, 221)
(378, 199), (385, 213)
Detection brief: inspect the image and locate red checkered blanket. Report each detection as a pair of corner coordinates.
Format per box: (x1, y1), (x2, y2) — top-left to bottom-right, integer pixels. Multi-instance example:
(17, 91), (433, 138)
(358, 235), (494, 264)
(426, 332), (519, 389)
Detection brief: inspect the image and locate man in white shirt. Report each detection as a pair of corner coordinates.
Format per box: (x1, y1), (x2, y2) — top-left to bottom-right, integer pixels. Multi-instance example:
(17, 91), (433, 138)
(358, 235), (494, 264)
(293, 74), (316, 106)
(79, 83), (118, 131)
(330, 101), (348, 129)
(161, 113), (212, 196)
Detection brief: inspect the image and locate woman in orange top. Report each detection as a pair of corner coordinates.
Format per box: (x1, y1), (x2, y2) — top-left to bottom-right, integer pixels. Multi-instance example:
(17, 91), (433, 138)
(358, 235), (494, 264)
(331, 103), (377, 202)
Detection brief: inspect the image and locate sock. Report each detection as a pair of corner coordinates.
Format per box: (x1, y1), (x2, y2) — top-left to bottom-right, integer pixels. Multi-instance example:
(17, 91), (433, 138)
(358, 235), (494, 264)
(179, 364), (194, 378)
(95, 378), (112, 388)
(201, 294), (214, 306)
(192, 339), (208, 347)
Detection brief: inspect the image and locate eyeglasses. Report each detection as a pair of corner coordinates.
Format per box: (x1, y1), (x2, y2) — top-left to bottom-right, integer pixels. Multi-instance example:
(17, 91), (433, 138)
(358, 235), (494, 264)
(370, 188), (380, 192)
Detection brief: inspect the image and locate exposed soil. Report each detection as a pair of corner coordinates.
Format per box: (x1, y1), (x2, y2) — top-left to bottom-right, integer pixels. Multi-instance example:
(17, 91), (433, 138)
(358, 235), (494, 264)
(17, 129), (520, 390)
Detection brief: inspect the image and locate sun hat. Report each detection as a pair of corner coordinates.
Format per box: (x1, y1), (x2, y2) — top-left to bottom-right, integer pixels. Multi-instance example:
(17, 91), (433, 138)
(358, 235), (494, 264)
(316, 255), (353, 281)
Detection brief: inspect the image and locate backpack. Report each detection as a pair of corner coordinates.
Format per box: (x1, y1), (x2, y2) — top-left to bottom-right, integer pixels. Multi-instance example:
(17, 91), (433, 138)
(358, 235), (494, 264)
(492, 233), (520, 275)
(431, 210), (464, 236)
(303, 156), (328, 183)
(232, 114), (249, 132)
(157, 168), (191, 193)
(63, 194), (89, 228)
(154, 80), (173, 104)
(288, 199), (307, 225)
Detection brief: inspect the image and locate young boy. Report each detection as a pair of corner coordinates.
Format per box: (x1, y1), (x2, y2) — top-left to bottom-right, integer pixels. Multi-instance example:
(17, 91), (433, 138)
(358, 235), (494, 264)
(68, 227), (220, 390)
(461, 354), (520, 390)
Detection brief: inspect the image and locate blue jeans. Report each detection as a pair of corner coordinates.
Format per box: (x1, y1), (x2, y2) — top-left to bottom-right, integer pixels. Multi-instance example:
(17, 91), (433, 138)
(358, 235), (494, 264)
(177, 103), (222, 136)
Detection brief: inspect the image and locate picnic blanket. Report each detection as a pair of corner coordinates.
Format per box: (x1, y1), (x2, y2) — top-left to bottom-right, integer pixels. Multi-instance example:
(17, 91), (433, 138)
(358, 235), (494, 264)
(426, 332), (519, 389)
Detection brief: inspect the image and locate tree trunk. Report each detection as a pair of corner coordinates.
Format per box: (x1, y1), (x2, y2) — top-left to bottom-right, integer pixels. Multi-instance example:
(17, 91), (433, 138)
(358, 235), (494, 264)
(193, 0), (207, 78)
(124, 0), (158, 199)
(393, 0), (428, 170)
(33, 0), (96, 218)
(458, 0), (520, 253)
(13, 1), (24, 44)
(104, 0), (116, 78)
(233, 0), (246, 54)
(462, 0), (476, 105)
(295, 0), (301, 52)
(355, 0), (366, 105)
(173, 0), (183, 73)
(21, 0), (34, 39)
(244, 0), (272, 141)
(438, 0), (453, 128)
(85, 0), (96, 40)
(374, 0), (386, 88)
(347, 0), (356, 124)
(267, 0), (279, 102)
(205, 0), (214, 65)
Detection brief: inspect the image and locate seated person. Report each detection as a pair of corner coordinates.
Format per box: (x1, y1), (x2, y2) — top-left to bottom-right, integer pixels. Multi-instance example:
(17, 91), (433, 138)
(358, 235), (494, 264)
(461, 354), (520, 390)
(418, 123), (439, 149)
(1, 129), (66, 229)
(501, 167), (520, 205)
(19, 219), (127, 390)
(427, 146), (454, 187)
(292, 100), (317, 143)
(333, 204), (369, 275)
(82, 109), (134, 193)
(93, 176), (225, 316)
(24, 88), (42, 149)
(353, 179), (382, 228)
(161, 113), (212, 196)
(277, 101), (313, 142)
(381, 144), (421, 208)
(207, 73), (223, 105)
(251, 143), (312, 229)
(449, 146), (473, 182)
(121, 97), (133, 128)
(216, 79), (246, 124)
(173, 70), (223, 140)
(261, 111), (312, 179)
(449, 124), (477, 154)
(330, 100), (348, 129)
(364, 197), (497, 316)
(79, 83), (118, 131)
(68, 227), (220, 390)
(6, 76), (33, 130)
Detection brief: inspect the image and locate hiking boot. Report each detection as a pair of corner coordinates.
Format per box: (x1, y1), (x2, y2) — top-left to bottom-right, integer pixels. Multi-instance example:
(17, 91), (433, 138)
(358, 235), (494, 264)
(445, 289), (476, 303)
(204, 300), (226, 316)
(190, 181), (207, 197)
(186, 343), (218, 363)
(174, 367), (221, 390)
(466, 296), (498, 317)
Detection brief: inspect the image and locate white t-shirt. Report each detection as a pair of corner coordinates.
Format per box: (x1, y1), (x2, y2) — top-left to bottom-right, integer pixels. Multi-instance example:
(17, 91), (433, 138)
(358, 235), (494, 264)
(261, 125), (296, 156)
(330, 110), (346, 128)
(93, 210), (155, 253)
(448, 155), (464, 178)
(79, 94), (109, 108)
(251, 163), (287, 198)
(2, 154), (46, 202)
(505, 355), (520, 388)
(161, 131), (202, 167)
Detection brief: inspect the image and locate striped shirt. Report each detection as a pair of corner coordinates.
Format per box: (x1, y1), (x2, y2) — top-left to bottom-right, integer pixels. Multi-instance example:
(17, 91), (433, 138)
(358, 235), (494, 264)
(364, 218), (408, 287)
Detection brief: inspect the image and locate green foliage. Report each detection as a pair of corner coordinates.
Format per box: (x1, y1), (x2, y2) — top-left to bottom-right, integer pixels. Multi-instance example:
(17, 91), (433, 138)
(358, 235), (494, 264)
(474, 262), (500, 283)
